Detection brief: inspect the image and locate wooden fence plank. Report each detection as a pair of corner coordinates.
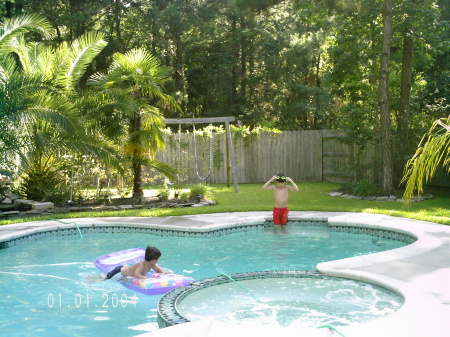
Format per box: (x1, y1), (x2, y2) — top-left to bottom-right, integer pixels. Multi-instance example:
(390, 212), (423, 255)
(149, 130), (372, 184)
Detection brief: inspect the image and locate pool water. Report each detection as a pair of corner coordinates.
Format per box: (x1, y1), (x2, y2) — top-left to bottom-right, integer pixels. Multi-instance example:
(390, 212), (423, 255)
(0, 226), (407, 336)
(177, 277), (404, 329)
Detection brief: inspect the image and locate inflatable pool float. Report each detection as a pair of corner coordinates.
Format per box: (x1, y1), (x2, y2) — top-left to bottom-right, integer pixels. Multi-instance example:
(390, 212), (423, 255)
(94, 248), (195, 295)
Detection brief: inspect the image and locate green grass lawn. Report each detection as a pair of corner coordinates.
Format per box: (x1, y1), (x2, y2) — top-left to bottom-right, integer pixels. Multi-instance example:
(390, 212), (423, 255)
(1, 182), (449, 226)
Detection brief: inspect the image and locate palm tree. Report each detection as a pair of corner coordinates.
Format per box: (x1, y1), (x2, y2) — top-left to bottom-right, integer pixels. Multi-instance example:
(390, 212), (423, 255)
(7, 31), (116, 158)
(0, 14), (54, 157)
(401, 117), (450, 201)
(0, 16), (108, 157)
(88, 48), (180, 198)
(0, 16), (122, 200)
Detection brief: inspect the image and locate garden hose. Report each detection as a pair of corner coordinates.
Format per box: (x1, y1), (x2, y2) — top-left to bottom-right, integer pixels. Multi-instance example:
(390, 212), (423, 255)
(48, 218), (83, 238)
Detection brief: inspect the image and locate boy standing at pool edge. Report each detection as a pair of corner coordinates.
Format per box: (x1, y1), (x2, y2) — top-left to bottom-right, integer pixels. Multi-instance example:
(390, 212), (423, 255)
(262, 173), (299, 231)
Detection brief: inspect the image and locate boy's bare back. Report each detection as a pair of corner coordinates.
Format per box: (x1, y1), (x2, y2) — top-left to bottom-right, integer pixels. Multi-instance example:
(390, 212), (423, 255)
(121, 260), (164, 279)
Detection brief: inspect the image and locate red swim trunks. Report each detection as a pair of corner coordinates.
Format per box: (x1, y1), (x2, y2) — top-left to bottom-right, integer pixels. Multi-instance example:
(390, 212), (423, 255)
(273, 207), (289, 225)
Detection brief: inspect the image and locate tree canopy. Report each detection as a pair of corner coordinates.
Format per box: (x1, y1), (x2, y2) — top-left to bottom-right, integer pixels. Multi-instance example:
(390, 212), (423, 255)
(0, 0), (448, 195)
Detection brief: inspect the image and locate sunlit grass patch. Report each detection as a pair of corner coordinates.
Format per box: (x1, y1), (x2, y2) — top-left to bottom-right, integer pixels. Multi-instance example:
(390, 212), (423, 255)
(1, 182), (449, 226)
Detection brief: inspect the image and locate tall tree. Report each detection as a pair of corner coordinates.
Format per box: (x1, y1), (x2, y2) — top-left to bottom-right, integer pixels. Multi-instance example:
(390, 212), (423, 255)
(392, 0), (444, 183)
(379, 0), (394, 194)
(396, 26), (413, 171)
(3, 1), (447, 153)
(88, 48), (180, 198)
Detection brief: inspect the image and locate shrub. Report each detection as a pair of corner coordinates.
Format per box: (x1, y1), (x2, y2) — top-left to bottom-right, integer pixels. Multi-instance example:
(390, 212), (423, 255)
(19, 164), (70, 204)
(351, 179), (380, 196)
(158, 188), (170, 201)
(189, 183), (210, 199)
(179, 191), (190, 202)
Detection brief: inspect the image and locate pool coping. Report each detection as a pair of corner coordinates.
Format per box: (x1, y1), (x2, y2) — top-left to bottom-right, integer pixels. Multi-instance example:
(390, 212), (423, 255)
(0, 211), (449, 337)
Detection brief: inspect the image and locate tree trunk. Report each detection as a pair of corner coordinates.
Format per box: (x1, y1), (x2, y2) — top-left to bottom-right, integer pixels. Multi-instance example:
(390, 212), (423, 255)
(240, 16), (247, 106)
(313, 54), (322, 129)
(380, 0), (393, 195)
(113, 0), (126, 52)
(174, 34), (185, 93)
(395, 30), (414, 182)
(230, 13), (239, 115)
(398, 32), (413, 141)
(173, 1), (186, 102)
(131, 114), (143, 199)
(132, 162), (143, 199)
(370, 21), (382, 186)
(248, 30), (255, 100)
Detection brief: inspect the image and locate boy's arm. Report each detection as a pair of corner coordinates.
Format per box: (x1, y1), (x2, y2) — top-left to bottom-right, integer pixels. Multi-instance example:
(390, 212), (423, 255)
(152, 264), (168, 274)
(262, 176), (276, 190)
(286, 177), (299, 192)
(133, 262), (149, 279)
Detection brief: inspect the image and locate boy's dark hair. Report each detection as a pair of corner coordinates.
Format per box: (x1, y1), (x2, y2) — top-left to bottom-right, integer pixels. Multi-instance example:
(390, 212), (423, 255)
(275, 173), (286, 182)
(145, 246), (161, 261)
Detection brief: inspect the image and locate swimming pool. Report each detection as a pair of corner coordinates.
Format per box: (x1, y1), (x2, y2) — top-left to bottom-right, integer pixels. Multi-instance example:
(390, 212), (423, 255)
(0, 222), (409, 336)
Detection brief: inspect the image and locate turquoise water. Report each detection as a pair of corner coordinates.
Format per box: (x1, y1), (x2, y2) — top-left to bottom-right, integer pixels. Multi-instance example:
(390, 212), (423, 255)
(0, 226), (406, 336)
(177, 277), (404, 329)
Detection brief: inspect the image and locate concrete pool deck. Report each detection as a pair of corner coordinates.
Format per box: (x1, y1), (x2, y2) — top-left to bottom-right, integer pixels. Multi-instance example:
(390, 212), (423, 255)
(0, 211), (449, 337)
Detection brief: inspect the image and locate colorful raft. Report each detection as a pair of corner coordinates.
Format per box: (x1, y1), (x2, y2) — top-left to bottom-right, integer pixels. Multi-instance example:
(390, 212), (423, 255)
(94, 248), (195, 295)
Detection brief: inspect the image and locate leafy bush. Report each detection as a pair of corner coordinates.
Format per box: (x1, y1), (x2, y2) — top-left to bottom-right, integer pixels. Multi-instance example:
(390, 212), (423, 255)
(179, 191), (190, 202)
(189, 183), (211, 199)
(158, 188), (170, 201)
(117, 187), (132, 198)
(351, 179), (380, 196)
(20, 164), (70, 204)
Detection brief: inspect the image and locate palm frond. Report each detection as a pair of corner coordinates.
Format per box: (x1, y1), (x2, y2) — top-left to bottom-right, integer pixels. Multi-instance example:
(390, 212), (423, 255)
(402, 118), (450, 200)
(86, 71), (108, 87)
(82, 86), (138, 118)
(0, 14), (53, 48)
(156, 93), (182, 112)
(131, 157), (177, 181)
(69, 134), (124, 172)
(57, 32), (107, 87)
(141, 108), (165, 128)
(128, 128), (165, 153)
(146, 159), (177, 181)
(5, 36), (55, 82)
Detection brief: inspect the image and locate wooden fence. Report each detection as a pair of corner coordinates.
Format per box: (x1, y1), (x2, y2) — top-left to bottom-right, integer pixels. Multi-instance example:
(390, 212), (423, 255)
(3, 128), (448, 188)
(150, 130), (373, 184)
(321, 132), (376, 183)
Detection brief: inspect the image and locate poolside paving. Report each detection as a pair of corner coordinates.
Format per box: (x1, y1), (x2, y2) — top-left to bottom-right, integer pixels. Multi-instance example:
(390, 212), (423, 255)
(0, 211), (449, 337)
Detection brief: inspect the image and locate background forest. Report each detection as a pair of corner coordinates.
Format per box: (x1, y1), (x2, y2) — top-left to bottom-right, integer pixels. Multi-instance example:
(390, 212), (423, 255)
(0, 0), (448, 202)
